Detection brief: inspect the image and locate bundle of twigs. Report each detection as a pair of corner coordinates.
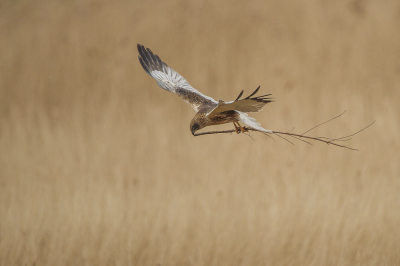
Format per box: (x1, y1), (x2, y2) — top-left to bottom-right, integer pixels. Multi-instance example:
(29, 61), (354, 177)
(193, 111), (374, 151)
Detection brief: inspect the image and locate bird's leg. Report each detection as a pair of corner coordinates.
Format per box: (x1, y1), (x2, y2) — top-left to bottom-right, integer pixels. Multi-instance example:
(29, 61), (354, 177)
(233, 122), (241, 134)
(237, 122), (249, 133)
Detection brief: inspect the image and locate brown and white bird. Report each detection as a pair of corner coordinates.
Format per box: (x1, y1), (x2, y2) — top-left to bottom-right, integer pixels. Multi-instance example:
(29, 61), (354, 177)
(137, 44), (273, 135)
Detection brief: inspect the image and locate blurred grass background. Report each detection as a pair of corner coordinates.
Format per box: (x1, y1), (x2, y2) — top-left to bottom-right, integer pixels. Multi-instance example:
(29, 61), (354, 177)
(1, 0), (399, 265)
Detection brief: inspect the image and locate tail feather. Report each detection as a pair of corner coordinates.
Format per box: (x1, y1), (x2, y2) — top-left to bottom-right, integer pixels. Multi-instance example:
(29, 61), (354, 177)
(237, 111), (272, 133)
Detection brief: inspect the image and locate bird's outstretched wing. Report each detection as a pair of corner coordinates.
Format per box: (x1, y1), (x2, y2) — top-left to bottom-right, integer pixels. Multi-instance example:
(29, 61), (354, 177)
(207, 86), (273, 117)
(138, 44), (217, 111)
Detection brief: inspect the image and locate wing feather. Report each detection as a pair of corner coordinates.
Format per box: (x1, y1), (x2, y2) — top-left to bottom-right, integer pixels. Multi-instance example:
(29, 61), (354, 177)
(207, 87), (273, 117)
(237, 111), (272, 133)
(137, 44), (217, 111)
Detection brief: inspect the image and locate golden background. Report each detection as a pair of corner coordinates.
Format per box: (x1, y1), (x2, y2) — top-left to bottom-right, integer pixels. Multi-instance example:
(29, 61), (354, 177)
(1, 0), (399, 265)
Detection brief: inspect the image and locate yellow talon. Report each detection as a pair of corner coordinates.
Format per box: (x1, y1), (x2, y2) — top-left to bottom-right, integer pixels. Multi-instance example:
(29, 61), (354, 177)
(233, 122), (241, 134)
(237, 122), (248, 133)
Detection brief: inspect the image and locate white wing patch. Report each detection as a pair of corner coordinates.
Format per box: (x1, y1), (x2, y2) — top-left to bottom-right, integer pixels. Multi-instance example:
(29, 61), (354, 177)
(237, 111), (272, 133)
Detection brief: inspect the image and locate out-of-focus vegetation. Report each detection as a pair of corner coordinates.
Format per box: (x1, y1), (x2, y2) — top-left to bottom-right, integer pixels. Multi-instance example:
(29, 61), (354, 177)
(1, 0), (399, 265)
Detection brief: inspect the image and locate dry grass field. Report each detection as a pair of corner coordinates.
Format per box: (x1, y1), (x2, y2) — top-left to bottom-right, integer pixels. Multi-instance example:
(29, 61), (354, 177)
(1, 0), (400, 265)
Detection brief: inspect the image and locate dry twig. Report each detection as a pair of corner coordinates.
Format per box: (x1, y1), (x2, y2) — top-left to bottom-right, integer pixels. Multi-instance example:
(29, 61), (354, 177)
(193, 112), (375, 151)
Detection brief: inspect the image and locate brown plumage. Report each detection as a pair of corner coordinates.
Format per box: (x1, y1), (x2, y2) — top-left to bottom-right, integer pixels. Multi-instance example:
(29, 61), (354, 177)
(137, 44), (273, 135)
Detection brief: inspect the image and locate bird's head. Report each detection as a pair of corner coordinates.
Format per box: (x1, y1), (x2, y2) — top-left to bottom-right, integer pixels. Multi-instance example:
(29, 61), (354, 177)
(190, 122), (201, 135)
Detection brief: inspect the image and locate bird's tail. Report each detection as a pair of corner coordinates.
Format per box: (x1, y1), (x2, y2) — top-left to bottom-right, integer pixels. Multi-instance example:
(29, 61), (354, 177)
(237, 111), (272, 133)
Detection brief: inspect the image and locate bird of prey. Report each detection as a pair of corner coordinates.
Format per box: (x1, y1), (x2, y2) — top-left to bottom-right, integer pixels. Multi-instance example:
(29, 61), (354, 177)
(137, 44), (273, 135)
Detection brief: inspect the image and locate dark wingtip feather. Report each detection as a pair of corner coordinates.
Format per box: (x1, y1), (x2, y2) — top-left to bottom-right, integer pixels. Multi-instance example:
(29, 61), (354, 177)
(256, 97), (274, 103)
(137, 44), (164, 73)
(138, 55), (151, 75)
(253, 94), (273, 99)
(234, 90), (244, 101)
(244, 86), (260, 99)
(137, 44), (147, 57)
(236, 86), (274, 103)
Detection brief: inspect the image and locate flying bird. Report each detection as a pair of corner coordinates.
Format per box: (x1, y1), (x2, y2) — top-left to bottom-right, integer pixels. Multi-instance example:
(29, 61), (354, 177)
(137, 44), (273, 135)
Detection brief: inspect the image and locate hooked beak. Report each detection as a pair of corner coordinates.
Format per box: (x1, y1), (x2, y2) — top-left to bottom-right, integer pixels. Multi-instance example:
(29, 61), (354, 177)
(191, 123), (200, 136)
